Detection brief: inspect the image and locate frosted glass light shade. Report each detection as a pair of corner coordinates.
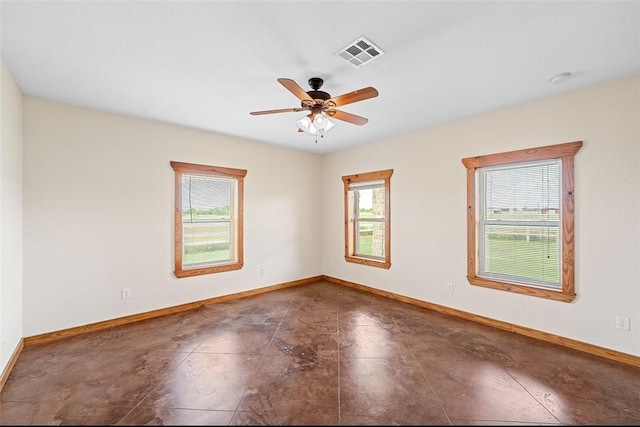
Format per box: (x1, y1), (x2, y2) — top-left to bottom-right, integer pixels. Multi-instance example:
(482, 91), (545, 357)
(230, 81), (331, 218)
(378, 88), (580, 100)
(297, 113), (335, 135)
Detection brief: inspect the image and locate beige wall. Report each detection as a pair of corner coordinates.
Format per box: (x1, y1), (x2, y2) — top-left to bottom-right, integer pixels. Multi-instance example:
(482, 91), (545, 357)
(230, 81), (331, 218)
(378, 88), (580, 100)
(22, 97), (323, 336)
(323, 74), (640, 357)
(1, 62), (23, 371)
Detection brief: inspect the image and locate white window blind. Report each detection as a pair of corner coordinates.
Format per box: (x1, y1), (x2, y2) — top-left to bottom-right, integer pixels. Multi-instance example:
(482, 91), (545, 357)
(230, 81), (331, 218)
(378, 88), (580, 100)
(181, 174), (235, 267)
(478, 159), (562, 289)
(349, 179), (385, 190)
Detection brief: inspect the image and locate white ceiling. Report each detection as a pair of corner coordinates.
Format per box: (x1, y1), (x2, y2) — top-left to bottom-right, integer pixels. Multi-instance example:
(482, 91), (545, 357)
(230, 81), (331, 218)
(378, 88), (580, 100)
(1, 1), (639, 154)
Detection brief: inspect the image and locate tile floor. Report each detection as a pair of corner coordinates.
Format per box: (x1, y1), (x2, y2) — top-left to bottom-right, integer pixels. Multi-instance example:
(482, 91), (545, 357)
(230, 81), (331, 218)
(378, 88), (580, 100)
(1, 280), (639, 425)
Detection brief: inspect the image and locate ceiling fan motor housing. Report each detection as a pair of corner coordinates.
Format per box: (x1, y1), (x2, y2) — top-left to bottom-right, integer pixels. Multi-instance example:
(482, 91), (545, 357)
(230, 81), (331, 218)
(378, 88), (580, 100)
(306, 77), (331, 101)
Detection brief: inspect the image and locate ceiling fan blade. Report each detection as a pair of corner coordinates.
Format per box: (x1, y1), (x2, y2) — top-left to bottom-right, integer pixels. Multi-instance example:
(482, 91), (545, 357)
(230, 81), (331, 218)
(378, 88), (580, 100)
(329, 87), (378, 107)
(250, 107), (305, 116)
(327, 109), (369, 126)
(278, 78), (313, 102)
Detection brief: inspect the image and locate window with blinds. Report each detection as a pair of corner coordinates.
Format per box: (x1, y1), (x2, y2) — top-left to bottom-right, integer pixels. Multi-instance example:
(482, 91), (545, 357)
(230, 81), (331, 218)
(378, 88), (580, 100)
(342, 169), (393, 269)
(170, 161), (246, 278)
(462, 141), (582, 302)
(181, 174), (234, 267)
(478, 159), (561, 289)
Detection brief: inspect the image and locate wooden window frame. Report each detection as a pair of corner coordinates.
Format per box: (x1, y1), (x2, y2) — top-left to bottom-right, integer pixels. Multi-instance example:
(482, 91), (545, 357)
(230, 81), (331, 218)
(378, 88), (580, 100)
(170, 161), (247, 278)
(342, 169), (393, 269)
(461, 141), (582, 302)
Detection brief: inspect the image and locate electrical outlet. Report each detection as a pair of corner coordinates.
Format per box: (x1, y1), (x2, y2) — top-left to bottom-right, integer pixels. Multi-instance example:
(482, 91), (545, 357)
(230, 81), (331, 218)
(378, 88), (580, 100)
(121, 288), (131, 300)
(446, 283), (454, 293)
(260, 267), (266, 276)
(616, 316), (630, 331)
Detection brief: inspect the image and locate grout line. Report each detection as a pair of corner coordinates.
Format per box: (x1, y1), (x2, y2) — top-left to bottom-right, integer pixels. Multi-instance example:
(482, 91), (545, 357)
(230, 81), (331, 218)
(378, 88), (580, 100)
(336, 283), (342, 425)
(229, 286), (299, 421)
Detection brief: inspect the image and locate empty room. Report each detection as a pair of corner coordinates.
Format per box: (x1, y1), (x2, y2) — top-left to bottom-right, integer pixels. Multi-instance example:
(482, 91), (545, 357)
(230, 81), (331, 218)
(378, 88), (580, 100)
(1, 1), (639, 425)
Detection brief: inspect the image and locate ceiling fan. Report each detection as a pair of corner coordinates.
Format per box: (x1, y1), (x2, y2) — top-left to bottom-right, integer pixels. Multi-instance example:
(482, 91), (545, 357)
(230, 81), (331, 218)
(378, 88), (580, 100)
(250, 77), (379, 136)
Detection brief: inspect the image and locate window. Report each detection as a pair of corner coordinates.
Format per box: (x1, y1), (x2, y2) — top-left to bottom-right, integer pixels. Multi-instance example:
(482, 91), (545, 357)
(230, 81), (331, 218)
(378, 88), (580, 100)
(170, 161), (246, 278)
(461, 141), (582, 302)
(342, 169), (393, 269)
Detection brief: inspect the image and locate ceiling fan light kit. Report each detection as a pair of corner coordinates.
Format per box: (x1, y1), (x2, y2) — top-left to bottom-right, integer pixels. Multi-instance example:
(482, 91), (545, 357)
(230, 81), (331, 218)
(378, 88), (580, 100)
(296, 113), (336, 137)
(250, 76), (379, 141)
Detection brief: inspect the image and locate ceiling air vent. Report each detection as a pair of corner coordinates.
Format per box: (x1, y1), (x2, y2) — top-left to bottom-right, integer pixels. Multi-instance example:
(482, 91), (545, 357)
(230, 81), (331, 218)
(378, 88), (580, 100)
(335, 36), (384, 68)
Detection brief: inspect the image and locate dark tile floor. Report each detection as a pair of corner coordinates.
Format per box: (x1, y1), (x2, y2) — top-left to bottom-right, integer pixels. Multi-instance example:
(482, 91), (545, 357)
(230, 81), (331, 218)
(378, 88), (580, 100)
(1, 280), (639, 425)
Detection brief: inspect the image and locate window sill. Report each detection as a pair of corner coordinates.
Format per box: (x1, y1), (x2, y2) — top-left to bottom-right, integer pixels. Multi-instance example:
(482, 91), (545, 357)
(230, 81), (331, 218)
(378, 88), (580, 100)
(467, 275), (576, 302)
(345, 256), (391, 269)
(175, 262), (243, 278)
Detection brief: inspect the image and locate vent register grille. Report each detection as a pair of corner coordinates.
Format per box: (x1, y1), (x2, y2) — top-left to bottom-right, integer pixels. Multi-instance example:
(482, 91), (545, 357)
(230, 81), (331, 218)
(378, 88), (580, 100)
(335, 36), (384, 68)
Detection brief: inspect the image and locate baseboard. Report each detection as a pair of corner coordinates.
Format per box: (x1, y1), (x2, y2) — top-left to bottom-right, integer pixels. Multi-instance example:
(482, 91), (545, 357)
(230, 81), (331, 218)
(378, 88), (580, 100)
(322, 275), (640, 368)
(0, 338), (24, 392)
